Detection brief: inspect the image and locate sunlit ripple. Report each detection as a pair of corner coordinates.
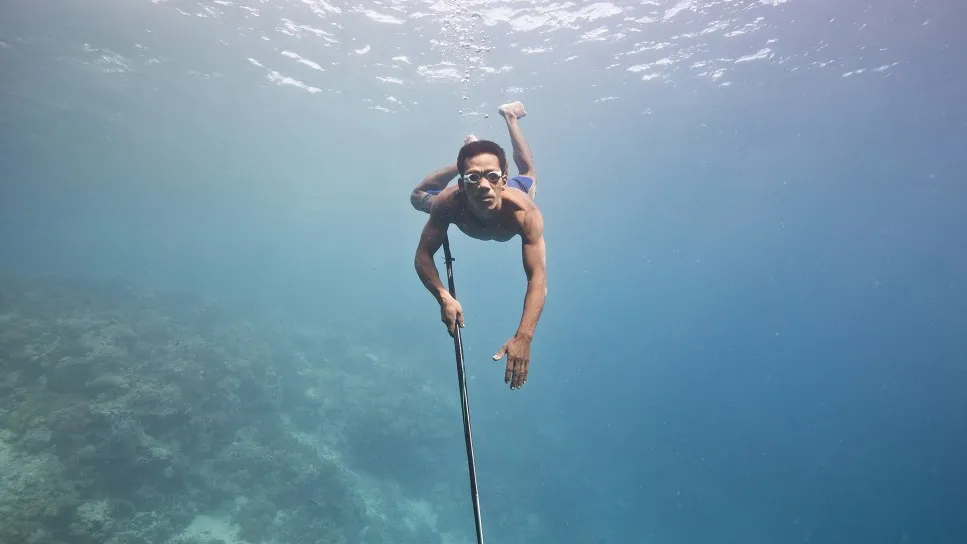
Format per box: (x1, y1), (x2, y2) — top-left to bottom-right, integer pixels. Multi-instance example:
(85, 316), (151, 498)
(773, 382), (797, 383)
(53, 0), (919, 113)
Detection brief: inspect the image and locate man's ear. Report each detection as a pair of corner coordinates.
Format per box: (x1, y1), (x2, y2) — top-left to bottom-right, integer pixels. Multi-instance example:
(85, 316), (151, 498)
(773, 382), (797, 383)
(457, 177), (465, 190)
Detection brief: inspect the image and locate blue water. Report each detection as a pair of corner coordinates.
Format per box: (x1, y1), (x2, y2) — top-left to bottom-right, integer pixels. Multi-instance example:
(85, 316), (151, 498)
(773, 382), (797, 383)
(2, 0), (966, 542)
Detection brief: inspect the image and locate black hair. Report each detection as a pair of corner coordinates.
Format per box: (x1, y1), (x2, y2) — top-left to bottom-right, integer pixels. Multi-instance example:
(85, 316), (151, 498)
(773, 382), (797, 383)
(456, 140), (508, 177)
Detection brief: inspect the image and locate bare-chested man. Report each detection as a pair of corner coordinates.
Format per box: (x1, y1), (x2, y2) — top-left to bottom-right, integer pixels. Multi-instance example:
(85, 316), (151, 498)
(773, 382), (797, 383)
(410, 101), (547, 391)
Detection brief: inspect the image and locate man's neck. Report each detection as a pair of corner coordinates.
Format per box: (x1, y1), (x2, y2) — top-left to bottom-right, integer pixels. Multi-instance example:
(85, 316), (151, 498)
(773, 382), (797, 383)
(471, 203), (501, 224)
(461, 192), (499, 223)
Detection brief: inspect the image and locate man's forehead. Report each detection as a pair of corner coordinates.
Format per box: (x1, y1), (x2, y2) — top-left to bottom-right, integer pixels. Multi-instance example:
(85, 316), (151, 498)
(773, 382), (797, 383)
(466, 153), (501, 170)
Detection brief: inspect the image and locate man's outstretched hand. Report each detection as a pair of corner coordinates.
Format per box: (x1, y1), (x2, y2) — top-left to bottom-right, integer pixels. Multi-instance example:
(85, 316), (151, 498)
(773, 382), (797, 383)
(440, 294), (464, 337)
(493, 334), (531, 390)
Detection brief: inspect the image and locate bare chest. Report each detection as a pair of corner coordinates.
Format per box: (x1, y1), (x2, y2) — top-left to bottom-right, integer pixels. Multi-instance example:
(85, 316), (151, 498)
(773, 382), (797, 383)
(454, 213), (518, 242)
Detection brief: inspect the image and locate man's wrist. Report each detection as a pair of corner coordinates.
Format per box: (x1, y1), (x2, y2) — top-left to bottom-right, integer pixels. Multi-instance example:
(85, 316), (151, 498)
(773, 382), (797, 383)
(514, 330), (534, 342)
(434, 288), (451, 304)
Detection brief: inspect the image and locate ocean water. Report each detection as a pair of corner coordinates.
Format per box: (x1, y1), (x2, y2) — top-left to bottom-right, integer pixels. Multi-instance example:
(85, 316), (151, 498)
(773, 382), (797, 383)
(1, 0), (965, 543)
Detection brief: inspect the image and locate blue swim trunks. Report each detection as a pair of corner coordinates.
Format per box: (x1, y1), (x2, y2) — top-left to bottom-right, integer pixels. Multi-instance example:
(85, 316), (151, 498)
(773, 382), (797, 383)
(425, 175), (535, 197)
(418, 175), (535, 213)
(508, 175), (535, 194)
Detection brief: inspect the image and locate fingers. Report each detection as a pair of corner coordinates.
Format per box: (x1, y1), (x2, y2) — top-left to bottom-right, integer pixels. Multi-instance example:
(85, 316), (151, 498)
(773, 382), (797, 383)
(443, 316), (456, 337)
(503, 357), (528, 390)
(495, 345), (518, 388)
(441, 304), (463, 337)
(451, 311), (464, 336)
(504, 359), (514, 386)
(500, 354), (529, 390)
(510, 358), (527, 389)
(516, 360), (529, 389)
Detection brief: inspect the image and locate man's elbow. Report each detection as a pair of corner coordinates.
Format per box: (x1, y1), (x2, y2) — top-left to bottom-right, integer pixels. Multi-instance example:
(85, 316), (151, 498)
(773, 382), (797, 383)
(414, 247), (425, 270)
(414, 245), (433, 272)
(410, 190), (430, 212)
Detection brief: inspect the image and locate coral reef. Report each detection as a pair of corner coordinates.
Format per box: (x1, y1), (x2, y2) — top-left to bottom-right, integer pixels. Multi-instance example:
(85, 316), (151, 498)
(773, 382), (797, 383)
(0, 276), (483, 544)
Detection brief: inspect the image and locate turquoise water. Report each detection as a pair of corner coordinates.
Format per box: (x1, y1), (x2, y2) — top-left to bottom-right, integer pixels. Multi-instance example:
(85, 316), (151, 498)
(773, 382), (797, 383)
(1, 0), (965, 543)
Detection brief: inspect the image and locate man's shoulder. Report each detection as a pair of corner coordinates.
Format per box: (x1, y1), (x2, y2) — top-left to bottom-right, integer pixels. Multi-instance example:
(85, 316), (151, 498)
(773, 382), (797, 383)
(504, 188), (541, 219)
(502, 191), (542, 239)
(429, 186), (464, 220)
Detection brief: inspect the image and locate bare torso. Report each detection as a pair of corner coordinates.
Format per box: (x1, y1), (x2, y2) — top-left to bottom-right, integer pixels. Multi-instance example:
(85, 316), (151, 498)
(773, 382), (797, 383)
(432, 185), (536, 242)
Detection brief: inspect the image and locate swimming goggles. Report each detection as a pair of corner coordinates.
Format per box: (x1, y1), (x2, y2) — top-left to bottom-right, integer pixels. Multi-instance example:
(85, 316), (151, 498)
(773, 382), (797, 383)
(462, 170), (503, 184)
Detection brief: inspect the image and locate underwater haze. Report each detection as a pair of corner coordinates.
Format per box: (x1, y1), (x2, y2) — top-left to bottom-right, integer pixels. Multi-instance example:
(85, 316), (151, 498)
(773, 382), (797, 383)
(1, 0), (966, 543)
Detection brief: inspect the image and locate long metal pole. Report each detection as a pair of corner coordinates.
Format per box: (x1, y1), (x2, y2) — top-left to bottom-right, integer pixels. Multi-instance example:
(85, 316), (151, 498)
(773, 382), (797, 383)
(442, 234), (484, 544)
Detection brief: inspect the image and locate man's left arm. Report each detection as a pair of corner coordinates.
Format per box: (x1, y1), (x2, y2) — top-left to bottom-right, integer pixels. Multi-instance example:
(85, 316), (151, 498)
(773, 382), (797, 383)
(493, 207), (547, 390)
(516, 208), (547, 341)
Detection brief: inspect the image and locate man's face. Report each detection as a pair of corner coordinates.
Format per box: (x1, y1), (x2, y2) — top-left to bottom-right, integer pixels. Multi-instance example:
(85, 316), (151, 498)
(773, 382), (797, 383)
(459, 153), (506, 213)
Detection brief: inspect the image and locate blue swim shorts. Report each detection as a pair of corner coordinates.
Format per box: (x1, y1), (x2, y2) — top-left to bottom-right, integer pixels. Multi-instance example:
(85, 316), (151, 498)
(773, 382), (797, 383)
(425, 175), (535, 198)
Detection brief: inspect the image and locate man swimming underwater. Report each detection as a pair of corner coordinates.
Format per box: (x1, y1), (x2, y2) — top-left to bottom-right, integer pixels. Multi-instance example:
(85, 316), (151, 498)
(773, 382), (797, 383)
(410, 101), (547, 391)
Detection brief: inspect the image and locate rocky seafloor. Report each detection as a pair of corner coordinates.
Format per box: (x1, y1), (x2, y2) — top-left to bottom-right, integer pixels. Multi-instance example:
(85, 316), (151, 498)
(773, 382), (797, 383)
(0, 276), (517, 544)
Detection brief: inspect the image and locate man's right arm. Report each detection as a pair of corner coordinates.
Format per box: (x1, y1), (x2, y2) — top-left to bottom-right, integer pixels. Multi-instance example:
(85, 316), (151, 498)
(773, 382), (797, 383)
(414, 204), (452, 304)
(410, 163), (458, 213)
